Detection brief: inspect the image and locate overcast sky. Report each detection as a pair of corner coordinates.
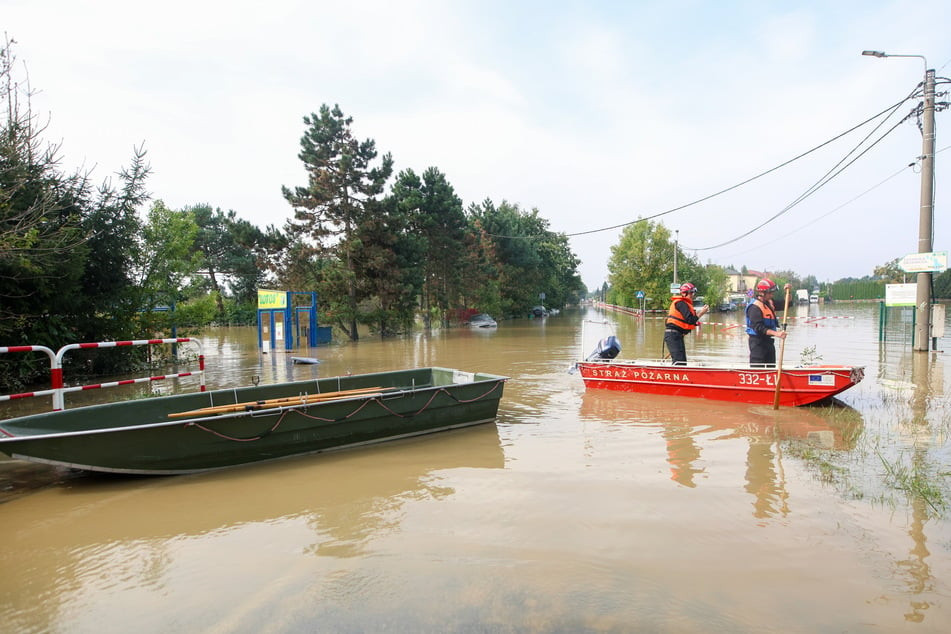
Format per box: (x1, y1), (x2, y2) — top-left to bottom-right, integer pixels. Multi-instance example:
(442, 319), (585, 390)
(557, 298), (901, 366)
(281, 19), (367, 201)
(5, 0), (950, 290)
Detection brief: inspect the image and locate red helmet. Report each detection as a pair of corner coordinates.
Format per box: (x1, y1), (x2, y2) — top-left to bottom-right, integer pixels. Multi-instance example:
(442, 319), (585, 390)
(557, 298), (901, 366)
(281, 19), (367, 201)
(756, 278), (779, 293)
(679, 282), (697, 295)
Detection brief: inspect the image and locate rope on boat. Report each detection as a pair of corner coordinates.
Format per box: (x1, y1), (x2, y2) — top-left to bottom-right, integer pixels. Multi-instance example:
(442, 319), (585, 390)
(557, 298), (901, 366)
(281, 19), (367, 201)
(187, 413), (288, 442)
(184, 380), (506, 442)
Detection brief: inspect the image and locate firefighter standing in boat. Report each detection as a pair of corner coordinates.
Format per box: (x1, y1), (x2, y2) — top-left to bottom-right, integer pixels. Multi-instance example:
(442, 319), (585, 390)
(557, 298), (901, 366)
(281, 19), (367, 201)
(664, 282), (708, 365)
(745, 278), (792, 366)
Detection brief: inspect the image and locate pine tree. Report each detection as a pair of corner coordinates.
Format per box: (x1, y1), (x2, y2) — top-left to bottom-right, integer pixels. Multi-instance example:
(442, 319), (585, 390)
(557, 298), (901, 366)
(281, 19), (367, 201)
(282, 104), (393, 341)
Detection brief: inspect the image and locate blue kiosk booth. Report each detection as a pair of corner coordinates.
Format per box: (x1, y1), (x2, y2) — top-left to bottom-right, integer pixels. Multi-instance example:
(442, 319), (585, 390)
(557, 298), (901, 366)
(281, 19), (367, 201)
(257, 289), (332, 352)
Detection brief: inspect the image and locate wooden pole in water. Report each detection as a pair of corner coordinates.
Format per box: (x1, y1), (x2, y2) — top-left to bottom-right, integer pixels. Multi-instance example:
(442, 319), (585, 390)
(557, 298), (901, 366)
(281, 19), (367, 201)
(773, 286), (791, 410)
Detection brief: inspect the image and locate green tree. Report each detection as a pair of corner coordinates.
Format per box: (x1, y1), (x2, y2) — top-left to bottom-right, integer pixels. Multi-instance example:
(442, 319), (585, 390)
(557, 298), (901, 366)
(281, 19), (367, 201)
(187, 204), (280, 321)
(468, 200), (544, 317)
(134, 200), (200, 315)
(535, 231), (584, 308)
(934, 269), (951, 299)
(272, 232), (321, 292)
(1, 39), (153, 384)
(189, 204), (238, 317)
(608, 220), (680, 309)
(77, 146), (152, 341)
(282, 104), (393, 341)
(390, 167), (467, 328)
(873, 257), (907, 283)
(466, 199), (582, 317)
(1, 39), (87, 353)
(352, 197), (425, 335)
(701, 264), (730, 309)
(459, 215), (504, 317)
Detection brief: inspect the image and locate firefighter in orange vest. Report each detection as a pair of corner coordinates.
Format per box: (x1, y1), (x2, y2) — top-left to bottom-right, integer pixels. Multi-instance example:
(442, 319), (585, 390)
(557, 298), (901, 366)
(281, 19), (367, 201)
(664, 282), (708, 365)
(745, 278), (792, 365)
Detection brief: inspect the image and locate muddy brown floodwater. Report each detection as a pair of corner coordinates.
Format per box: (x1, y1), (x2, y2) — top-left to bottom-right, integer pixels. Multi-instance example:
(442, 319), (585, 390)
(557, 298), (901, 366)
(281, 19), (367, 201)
(1, 304), (949, 632)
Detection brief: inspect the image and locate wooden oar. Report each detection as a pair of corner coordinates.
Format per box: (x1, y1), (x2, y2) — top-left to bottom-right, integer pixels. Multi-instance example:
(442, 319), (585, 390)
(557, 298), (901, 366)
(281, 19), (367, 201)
(772, 286), (792, 410)
(168, 386), (390, 418)
(168, 388), (387, 418)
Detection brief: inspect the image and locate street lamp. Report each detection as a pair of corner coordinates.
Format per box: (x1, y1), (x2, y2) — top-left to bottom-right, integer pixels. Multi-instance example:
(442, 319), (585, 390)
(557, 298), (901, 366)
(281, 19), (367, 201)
(863, 49), (936, 352)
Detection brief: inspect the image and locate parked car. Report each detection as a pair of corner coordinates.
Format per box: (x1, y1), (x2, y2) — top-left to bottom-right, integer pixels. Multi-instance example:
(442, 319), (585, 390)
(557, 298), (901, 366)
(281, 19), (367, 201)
(530, 305), (549, 318)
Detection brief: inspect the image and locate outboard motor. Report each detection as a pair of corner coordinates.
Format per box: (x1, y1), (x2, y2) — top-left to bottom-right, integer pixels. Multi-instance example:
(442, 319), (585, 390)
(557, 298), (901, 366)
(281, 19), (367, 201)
(587, 335), (621, 361)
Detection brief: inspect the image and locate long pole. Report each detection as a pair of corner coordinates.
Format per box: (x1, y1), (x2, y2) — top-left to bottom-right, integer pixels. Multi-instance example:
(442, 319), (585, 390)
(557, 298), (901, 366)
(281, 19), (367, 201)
(773, 286), (791, 410)
(673, 230), (679, 285)
(862, 51), (935, 351)
(915, 68), (936, 352)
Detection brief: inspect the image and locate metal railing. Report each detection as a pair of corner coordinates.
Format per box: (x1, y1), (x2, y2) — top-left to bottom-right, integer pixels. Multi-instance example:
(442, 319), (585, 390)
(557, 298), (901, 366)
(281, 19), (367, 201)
(0, 338), (204, 411)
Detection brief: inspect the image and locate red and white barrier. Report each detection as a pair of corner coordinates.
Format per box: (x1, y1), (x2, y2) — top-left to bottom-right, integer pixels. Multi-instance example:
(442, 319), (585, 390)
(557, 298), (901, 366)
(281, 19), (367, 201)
(1, 338), (204, 411)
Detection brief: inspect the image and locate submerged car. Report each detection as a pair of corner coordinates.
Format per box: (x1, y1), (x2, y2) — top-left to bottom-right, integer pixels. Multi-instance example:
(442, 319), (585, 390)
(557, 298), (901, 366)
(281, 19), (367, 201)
(467, 313), (498, 328)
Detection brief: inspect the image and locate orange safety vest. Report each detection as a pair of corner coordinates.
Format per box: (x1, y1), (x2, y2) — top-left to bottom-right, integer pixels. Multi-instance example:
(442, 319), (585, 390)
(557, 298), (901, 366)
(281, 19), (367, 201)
(745, 298), (778, 335)
(665, 296), (698, 331)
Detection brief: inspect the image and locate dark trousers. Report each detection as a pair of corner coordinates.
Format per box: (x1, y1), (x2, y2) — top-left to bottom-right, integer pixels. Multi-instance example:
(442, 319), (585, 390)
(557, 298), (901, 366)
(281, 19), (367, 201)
(748, 336), (776, 365)
(664, 329), (687, 365)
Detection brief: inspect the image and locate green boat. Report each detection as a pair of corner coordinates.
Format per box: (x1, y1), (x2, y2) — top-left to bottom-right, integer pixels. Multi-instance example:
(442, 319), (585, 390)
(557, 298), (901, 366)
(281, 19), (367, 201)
(0, 367), (508, 475)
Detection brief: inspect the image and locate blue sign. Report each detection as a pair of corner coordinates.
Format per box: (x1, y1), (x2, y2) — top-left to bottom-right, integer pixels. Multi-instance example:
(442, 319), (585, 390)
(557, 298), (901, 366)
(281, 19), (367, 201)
(636, 291), (644, 299)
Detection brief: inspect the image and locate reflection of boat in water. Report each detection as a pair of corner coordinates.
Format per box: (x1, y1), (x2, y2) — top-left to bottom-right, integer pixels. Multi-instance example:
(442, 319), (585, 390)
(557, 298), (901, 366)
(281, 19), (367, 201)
(0, 423), (505, 628)
(578, 389), (863, 517)
(0, 457), (80, 504)
(0, 423), (505, 542)
(578, 389), (863, 449)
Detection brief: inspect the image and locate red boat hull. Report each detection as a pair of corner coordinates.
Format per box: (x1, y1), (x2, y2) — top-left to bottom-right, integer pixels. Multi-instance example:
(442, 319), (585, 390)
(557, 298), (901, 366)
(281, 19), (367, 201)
(577, 361), (864, 407)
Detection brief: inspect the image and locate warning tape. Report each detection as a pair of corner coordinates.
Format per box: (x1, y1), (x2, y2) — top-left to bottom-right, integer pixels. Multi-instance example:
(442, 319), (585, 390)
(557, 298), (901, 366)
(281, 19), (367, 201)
(596, 302), (856, 326)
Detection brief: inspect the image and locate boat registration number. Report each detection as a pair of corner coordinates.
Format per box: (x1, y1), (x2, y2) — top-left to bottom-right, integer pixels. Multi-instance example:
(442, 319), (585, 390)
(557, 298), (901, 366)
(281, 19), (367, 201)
(738, 372), (775, 386)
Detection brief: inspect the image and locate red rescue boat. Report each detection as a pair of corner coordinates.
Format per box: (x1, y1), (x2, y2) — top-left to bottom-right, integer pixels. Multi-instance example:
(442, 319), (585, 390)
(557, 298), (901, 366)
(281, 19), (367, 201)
(576, 358), (864, 407)
(575, 329), (864, 407)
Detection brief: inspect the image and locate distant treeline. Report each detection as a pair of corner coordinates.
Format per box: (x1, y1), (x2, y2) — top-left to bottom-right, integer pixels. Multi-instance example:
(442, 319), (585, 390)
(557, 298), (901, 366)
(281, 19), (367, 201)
(827, 270), (951, 301)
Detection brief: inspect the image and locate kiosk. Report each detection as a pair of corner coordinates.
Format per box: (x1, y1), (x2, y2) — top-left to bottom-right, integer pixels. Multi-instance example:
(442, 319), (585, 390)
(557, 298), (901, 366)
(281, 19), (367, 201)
(257, 289), (331, 352)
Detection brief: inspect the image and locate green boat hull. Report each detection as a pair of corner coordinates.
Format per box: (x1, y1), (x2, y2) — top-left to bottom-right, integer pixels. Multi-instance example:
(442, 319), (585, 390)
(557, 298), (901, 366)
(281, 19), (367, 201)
(0, 367), (507, 475)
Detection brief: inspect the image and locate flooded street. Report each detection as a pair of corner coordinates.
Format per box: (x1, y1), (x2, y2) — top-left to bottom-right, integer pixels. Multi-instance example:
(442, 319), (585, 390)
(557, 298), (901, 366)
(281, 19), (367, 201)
(1, 305), (950, 632)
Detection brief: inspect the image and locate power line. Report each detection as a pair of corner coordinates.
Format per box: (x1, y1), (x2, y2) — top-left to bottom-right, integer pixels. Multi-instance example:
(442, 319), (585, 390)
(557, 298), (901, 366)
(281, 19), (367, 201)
(711, 164), (910, 260)
(551, 96), (916, 239)
(693, 142), (950, 262)
(683, 114), (909, 251)
(683, 80), (937, 251)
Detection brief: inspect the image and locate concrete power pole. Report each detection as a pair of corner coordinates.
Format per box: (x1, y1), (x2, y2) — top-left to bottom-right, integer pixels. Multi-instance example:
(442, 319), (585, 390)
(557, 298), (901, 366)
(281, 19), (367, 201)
(863, 50), (937, 352)
(915, 68), (936, 352)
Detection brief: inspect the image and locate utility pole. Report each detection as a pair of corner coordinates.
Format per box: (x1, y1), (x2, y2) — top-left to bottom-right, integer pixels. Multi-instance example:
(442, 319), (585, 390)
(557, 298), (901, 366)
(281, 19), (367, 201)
(915, 68), (936, 352)
(862, 51), (936, 352)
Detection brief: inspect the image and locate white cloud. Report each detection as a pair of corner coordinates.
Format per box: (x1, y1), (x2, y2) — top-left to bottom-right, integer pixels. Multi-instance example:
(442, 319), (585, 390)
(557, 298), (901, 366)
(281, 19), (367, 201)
(5, 0), (950, 289)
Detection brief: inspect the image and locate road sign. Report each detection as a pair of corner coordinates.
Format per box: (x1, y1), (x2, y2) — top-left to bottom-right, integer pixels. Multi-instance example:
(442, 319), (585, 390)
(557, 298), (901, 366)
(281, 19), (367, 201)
(636, 291), (644, 299)
(898, 251), (948, 273)
(670, 283), (680, 295)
